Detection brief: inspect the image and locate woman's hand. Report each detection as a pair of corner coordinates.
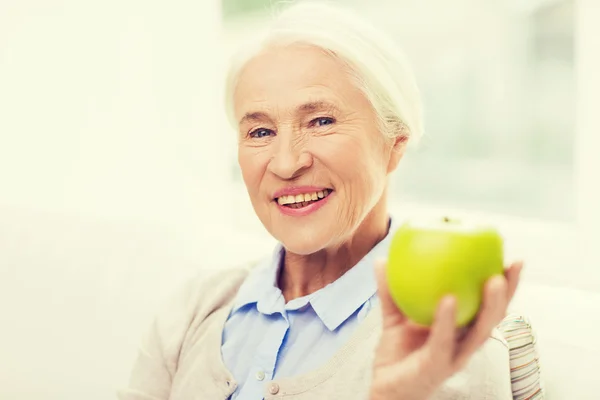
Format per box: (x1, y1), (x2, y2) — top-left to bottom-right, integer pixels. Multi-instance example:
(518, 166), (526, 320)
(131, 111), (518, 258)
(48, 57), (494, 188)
(370, 260), (522, 400)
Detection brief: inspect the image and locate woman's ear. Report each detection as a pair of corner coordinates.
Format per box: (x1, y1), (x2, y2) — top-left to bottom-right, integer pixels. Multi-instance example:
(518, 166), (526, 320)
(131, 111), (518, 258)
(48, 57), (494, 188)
(387, 129), (409, 174)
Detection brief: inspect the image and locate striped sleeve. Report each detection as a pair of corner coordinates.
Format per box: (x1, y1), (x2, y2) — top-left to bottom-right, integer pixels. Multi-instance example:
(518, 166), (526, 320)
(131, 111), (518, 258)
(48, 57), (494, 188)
(497, 314), (544, 400)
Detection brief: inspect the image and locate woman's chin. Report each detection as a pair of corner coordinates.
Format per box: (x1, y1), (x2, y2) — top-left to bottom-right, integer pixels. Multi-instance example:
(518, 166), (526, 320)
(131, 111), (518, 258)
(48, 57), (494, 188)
(276, 230), (333, 255)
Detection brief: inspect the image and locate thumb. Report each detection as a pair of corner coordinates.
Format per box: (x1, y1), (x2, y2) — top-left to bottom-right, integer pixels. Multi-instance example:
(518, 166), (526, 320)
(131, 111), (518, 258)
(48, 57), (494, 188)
(374, 259), (406, 325)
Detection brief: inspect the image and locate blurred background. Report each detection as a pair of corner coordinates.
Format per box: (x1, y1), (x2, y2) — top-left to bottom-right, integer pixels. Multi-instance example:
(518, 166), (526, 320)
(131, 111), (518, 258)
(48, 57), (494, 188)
(0, 0), (598, 398)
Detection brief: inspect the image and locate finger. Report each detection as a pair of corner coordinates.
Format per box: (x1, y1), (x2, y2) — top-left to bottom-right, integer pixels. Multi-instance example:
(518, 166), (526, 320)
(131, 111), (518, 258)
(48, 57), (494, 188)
(426, 295), (457, 362)
(505, 261), (523, 302)
(455, 276), (507, 367)
(374, 259), (406, 326)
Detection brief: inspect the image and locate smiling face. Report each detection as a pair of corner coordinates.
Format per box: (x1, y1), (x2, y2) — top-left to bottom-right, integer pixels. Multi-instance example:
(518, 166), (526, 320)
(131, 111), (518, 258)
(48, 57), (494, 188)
(234, 44), (405, 255)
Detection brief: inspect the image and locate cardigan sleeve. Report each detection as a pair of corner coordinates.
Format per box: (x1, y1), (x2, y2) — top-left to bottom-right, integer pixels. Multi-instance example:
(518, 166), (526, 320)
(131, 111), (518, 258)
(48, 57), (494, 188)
(117, 266), (251, 400)
(431, 328), (513, 400)
(482, 329), (514, 400)
(117, 276), (202, 400)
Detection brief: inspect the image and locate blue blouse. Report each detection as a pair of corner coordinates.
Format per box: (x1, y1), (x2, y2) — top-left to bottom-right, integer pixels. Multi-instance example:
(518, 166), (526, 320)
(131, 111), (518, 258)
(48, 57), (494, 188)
(220, 219), (396, 399)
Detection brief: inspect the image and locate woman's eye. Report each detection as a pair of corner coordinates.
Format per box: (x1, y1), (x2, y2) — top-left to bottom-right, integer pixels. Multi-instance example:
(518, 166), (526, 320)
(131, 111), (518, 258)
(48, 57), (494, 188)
(249, 128), (275, 139)
(310, 117), (335, 127)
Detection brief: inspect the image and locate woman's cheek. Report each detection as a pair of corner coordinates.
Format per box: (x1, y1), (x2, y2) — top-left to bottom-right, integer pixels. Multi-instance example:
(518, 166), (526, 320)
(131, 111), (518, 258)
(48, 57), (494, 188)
(238, 158), (260, 201)
(311, 135), (358, 170)
(239, 146), (268, 176)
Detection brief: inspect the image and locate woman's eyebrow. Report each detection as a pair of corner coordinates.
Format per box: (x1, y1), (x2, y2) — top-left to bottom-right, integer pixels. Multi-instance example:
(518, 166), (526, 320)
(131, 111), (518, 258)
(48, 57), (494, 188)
(239, 111), (270, 126)
(239, 102), (339, 125)
(298, 101), (340, 114)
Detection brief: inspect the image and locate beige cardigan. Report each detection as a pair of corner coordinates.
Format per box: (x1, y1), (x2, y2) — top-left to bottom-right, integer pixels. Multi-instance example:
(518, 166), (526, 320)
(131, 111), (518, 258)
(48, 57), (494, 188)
(118, 266), (513, 400)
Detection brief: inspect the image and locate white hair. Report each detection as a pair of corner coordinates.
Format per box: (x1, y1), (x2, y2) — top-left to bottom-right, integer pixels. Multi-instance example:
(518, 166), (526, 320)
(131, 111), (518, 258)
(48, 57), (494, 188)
(224, 1), (424, 143)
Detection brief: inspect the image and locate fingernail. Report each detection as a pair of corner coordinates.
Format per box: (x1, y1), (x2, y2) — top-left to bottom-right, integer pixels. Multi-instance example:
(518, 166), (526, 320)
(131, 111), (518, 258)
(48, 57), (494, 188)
(490, 275), (507, 289)
(443, 295), (456, 308)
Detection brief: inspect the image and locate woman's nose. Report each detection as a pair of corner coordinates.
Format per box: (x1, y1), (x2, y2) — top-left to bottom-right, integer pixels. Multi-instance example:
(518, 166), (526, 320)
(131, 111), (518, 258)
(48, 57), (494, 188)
(267, 133), (313, 180)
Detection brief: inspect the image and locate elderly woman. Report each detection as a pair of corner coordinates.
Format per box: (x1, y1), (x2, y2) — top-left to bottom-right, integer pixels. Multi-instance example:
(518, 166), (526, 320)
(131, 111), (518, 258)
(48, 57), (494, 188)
(120, 2), (523, 400)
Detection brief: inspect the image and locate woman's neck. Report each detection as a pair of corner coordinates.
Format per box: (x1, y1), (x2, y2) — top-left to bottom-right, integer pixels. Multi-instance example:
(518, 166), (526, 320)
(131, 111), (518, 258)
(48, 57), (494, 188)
(278, 201), (390, 302)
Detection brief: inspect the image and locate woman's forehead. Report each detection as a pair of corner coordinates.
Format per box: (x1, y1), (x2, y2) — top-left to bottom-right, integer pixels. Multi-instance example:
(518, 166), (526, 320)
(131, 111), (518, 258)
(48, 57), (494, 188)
(234, 45), (365, 116)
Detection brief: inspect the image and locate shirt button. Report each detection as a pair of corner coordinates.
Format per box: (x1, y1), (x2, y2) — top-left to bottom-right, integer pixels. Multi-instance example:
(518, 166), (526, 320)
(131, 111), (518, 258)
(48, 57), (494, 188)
(255, 370), (265, 381)
(268, 382), (280, 395)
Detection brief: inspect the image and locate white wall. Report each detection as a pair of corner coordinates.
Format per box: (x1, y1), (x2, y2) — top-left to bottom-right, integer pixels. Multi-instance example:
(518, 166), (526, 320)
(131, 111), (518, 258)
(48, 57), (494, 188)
(0, 0), (232, 227)
(575, 0), (600, 280)
(0, 0), (249, 398)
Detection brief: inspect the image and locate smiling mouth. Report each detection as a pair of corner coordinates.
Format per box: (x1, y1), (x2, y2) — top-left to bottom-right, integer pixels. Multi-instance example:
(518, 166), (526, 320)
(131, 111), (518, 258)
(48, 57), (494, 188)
(276, 189), (332, 209)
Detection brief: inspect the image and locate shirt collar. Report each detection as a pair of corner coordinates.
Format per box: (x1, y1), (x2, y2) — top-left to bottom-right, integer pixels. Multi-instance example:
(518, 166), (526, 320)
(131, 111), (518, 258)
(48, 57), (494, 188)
(230, 217), (398, 329)
(230, 245), (284, 315)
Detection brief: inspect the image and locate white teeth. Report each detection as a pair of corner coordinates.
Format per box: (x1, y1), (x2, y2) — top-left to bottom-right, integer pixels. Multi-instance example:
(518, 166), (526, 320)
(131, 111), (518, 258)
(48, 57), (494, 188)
(278, 195), (293, 205)
(277, 190), (330, 205)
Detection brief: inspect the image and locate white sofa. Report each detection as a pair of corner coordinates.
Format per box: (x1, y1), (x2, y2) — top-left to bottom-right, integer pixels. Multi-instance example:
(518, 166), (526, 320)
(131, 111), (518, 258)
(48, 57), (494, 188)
(0, 206), (597, 399)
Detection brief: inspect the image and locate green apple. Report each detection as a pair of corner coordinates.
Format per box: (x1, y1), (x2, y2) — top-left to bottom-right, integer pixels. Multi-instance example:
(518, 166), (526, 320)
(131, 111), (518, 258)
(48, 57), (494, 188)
(386, 217), (504, 327)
